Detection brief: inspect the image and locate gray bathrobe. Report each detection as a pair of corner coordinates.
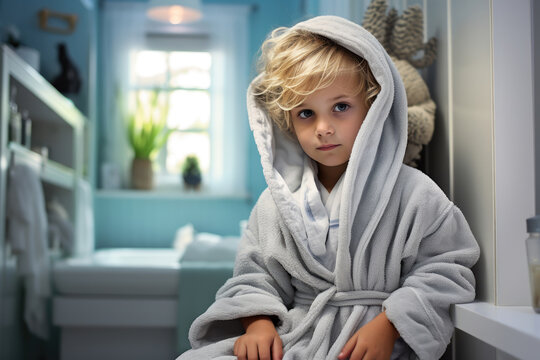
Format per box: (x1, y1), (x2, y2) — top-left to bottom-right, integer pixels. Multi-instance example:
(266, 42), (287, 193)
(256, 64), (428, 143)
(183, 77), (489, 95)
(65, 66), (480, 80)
(178, 16), (480, 360)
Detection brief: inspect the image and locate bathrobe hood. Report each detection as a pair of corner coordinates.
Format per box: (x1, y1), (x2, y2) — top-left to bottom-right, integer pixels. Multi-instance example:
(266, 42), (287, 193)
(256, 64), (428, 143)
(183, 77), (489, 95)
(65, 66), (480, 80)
(180, 16), (479, 360)
(247, 15), (407, 289)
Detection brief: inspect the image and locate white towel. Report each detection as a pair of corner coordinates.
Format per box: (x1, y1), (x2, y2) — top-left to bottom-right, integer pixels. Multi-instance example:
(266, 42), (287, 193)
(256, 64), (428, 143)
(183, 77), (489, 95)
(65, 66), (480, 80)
(316, 173), (344, 271)
(294, 159), (344, 271)
(6, 163), (50, 339)
(47, 198), (74, 254)
(181, 234), (240, 263)
(74, 179), (94, 257)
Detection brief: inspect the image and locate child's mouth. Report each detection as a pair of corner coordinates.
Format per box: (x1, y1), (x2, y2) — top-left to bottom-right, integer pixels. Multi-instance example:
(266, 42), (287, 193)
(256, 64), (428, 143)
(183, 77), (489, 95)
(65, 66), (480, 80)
(317, 144), (340, 151)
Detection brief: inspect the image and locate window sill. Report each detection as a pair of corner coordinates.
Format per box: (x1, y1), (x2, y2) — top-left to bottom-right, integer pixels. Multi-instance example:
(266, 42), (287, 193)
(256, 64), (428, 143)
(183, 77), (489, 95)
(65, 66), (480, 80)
(95, 188), (251, 201)
(452, 301), (540, 359)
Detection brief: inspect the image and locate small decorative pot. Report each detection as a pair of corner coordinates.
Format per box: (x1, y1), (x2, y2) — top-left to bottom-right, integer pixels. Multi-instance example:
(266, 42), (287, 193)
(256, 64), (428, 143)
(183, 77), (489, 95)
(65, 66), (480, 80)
(183, 173), (201, 190)
(131, 158), (153, 190)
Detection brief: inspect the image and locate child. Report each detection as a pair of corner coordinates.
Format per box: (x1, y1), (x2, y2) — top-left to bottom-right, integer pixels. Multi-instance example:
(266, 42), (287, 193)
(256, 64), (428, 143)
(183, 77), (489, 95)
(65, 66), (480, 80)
(177, 15), (479, 360)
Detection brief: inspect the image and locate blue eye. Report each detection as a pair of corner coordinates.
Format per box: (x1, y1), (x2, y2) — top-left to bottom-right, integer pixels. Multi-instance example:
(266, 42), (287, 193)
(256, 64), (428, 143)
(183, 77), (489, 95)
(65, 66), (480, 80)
(334, 103), (349, 112)
(298, 109), (313, 119)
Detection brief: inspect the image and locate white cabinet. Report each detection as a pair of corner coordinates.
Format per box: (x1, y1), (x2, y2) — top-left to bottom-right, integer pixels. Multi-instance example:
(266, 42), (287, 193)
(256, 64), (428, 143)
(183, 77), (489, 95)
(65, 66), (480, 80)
(0, 45), (87, 359)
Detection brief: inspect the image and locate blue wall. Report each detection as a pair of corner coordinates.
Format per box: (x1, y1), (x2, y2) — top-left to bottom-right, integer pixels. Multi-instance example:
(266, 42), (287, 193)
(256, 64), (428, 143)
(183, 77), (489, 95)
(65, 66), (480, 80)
(0, 0), (96, 115)
(93, 0), (307, 248)
(94, 194), (255, 247)
(0, 0), (311, 248)
(0, 0), (308, 248)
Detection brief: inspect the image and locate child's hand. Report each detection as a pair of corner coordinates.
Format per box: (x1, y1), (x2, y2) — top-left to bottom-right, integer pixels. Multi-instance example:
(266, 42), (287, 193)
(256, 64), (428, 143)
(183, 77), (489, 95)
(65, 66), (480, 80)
(234, 315), (283, 360)
(338, 311), (399, 360)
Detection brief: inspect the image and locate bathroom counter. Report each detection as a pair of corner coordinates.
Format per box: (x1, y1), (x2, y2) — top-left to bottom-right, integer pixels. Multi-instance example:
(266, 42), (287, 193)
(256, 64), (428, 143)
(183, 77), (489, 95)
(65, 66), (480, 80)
(453, 302), (540, 359)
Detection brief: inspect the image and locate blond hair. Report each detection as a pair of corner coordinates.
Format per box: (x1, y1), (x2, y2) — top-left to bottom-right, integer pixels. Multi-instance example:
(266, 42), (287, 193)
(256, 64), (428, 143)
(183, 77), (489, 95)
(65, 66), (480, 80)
(254, 27), (381, 133)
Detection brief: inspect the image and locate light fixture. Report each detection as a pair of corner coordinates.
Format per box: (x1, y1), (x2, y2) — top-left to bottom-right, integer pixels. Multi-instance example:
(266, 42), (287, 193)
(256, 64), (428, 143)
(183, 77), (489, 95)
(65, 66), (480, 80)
(147, 0), (202, 24)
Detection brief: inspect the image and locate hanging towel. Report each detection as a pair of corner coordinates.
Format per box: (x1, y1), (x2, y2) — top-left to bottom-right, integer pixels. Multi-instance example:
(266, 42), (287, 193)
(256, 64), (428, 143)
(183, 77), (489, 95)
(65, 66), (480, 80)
(6, 163), (50, 339)
(47, 198), (74, 254)
(74, 179), (94, 257)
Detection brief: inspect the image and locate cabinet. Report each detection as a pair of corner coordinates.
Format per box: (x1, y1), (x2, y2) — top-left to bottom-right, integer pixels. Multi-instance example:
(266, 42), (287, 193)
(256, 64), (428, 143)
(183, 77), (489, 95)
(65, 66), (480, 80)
(0, 45), (87, 359)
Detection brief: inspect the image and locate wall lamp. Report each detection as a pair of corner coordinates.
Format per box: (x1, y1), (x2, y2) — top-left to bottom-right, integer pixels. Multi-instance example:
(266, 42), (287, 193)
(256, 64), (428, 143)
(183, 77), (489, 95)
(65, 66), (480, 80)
(147, 0), (202, 24)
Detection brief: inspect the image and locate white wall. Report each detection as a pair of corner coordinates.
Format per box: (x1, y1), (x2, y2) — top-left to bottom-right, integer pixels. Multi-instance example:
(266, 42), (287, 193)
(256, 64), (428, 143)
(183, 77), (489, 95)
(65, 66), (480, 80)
(451, 0), (497, 304)
(427, 0), (534, 307)
(492, 0), (534, 307)
(426, 0), (496, 306)
(425, 0), (535, 358)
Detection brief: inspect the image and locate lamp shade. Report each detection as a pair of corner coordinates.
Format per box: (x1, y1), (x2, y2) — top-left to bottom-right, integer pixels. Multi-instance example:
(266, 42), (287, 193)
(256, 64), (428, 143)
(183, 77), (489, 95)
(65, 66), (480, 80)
(147, 0), (202, 24)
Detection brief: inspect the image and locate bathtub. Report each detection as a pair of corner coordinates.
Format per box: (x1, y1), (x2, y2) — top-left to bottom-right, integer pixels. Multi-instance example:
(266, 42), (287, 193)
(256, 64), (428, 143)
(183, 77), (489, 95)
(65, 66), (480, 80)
(53, 248), (181, 296)
(53, 248), (184, 360)
(52, 243), (238, 360)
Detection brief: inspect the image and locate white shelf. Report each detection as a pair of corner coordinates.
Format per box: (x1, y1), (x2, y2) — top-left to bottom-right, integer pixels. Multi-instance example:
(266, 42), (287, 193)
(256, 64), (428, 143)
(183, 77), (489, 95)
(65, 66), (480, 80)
(95, 188), (251, 200)
(4, 46), (85, 130)
(1, 43), (87, 265)
(9, 142), (75, 189)
(453, 302), (540, 360)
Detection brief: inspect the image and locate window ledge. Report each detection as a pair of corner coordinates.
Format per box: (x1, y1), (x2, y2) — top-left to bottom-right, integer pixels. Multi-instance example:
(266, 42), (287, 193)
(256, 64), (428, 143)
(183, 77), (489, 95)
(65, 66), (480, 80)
(452, 302), (540, 359)
(95, 188), (251, 201)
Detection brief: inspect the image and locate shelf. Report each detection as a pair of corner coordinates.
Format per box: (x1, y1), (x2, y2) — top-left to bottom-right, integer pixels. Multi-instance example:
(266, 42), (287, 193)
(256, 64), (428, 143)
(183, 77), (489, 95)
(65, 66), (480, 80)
(4, 46), (85, 130)
(95, 189), (251, 200)
(9, 142), (75, 189)
(1, 43), (87, 264)
(453, 302), (540, 360)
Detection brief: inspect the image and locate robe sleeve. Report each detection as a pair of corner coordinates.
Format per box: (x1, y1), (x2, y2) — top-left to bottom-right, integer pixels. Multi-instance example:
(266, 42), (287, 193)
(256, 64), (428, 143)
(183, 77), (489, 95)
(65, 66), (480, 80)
(188, 191), (295, 349)
(382, 204), (480, 360)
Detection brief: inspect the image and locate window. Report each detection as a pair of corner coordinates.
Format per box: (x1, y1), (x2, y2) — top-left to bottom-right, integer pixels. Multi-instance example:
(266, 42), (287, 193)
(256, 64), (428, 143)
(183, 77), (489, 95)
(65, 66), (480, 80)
(129, 50), (212, 183)
(101, 3), (249, 194)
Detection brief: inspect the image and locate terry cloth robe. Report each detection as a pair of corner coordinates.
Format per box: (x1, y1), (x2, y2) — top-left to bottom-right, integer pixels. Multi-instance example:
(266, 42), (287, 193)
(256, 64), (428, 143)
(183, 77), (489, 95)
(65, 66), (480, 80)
(178, 15), (480, 360)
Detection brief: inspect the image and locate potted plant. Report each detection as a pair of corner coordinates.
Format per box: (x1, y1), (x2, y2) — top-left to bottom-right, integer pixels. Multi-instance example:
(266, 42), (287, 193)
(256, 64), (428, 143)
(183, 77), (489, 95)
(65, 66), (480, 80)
(127, 91), (173, 190)
(182, 155), (202, 190)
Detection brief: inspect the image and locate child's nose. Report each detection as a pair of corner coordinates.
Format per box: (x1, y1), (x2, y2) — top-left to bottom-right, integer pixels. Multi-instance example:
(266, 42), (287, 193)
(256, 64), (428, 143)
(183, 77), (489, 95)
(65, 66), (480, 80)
(316, 117), (334, 137)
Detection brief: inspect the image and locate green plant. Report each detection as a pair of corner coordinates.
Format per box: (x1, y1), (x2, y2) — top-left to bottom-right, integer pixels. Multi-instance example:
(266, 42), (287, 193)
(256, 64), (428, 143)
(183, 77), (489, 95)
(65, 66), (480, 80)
(182, 155), (201, 176)
(127, 91), (173, 159)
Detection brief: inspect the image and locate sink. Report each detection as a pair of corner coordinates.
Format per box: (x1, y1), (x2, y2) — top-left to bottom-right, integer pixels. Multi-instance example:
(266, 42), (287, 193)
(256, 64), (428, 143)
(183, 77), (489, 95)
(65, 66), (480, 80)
(52, 248), (181, 296)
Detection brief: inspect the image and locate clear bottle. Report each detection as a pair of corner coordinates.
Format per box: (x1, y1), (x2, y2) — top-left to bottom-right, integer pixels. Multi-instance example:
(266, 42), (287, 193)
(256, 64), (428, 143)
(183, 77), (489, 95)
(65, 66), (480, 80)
(526, 215), (540, 313)
(8, 86), (21, 144)
(21, 109), (32, 148)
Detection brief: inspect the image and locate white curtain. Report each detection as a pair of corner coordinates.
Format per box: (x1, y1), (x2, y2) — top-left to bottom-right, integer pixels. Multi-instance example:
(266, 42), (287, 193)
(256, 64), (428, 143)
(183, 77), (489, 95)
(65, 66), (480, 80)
(101, 2), (147, 187)
(101, 3), (249, 194)
(206, 5), (249, 194)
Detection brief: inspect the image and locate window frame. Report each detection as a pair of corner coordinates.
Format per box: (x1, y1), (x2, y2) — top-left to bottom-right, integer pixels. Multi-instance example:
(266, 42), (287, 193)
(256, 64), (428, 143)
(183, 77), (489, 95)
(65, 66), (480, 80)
(100, 3), (250, 195)
(127, 48), (213, 185)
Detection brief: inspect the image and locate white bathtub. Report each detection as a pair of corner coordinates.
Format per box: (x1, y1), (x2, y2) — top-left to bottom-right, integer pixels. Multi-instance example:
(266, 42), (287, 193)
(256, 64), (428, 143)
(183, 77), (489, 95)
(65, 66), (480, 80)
(52, 243), (238, 360)
(52, 248), (183, 360)
(53, 248), (181, 296)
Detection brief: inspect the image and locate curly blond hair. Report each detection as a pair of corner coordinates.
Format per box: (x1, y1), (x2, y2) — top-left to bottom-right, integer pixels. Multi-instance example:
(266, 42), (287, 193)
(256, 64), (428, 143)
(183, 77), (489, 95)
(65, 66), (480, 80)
(254, 27), (381, 133)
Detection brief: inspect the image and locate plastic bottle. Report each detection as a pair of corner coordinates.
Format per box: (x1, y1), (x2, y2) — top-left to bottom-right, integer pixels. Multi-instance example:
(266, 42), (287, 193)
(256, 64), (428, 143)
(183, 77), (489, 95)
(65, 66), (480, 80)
(526, 215), (540, 313)
(8, 86), (21, 144)
(21, 109), (32, 148)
